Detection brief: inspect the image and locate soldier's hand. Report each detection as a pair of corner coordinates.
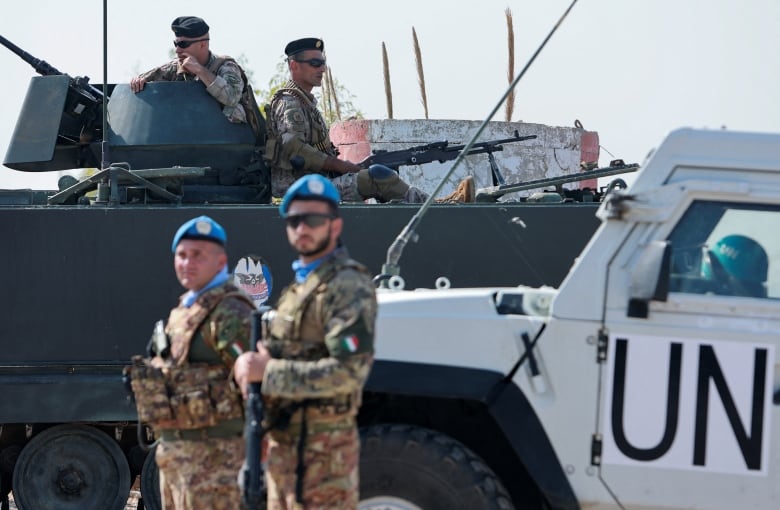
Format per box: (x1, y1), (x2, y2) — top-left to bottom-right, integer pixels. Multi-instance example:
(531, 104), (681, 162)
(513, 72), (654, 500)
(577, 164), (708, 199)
(234, 343), (271, 398)
(179, 54), (203, 75)
(130, 76), (146, 93)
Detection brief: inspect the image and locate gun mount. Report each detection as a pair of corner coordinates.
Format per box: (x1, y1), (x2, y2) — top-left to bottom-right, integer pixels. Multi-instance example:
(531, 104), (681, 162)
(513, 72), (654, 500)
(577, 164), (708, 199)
(1, 35), (104, 169)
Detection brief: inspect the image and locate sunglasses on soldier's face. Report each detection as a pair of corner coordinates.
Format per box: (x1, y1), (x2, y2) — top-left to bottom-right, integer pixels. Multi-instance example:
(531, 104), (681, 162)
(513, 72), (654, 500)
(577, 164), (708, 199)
(285, 213), (335, 229)
(173, 38), (209, 49)
(293, 58), (327, 68)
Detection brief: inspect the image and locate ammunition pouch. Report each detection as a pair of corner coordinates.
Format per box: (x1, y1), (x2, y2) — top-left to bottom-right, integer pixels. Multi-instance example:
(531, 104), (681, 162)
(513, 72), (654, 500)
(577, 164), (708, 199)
(126, 357), (243, 431)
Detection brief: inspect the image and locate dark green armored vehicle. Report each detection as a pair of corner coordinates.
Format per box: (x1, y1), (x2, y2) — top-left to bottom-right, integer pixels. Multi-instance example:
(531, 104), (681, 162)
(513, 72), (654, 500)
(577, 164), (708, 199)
(0, 38), (616, 509)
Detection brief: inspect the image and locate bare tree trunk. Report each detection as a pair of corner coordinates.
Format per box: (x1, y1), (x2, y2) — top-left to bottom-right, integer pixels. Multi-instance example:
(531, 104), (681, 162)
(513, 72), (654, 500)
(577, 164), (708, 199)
(326, 66), (341, 121)
(382, 42), (393, 119)
(412, 27), (429, 119)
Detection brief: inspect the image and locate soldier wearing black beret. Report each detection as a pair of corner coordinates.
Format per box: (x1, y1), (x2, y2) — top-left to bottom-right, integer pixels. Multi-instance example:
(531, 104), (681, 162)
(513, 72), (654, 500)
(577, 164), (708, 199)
(263, 37), (475, 204)
(130, 16), (265, 147)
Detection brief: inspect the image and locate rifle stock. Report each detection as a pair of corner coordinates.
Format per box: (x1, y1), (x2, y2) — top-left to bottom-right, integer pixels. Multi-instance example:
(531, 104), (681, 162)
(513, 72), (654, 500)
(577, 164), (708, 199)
(240, 307), (269, 509)
(357, 130), (537, 172)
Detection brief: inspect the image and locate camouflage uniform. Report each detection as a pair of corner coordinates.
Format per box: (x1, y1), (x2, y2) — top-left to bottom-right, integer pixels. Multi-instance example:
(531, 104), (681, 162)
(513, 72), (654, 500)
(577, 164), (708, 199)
(263, 247), (376, 510)
(264, 80), (341, 198)
(155, 282), (254, 510)
(137, 53), (264, 142)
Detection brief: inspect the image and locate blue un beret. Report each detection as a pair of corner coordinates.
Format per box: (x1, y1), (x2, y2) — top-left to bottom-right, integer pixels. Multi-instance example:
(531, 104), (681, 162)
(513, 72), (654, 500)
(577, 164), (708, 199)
(279, 174), (340, 217)
(171, 215), (226, 252)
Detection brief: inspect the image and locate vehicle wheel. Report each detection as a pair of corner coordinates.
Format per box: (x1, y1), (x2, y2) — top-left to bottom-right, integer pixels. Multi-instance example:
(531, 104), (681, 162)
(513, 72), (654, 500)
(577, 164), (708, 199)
(11, 424), (131, 510)
(359, 424), (515, 510)
(139, 447), (162, 510)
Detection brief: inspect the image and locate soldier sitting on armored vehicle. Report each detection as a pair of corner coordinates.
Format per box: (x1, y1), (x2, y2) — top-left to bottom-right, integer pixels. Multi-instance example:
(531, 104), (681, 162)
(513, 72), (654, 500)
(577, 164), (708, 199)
(264, 37), (475, 204)
(130, 16), (264, 144)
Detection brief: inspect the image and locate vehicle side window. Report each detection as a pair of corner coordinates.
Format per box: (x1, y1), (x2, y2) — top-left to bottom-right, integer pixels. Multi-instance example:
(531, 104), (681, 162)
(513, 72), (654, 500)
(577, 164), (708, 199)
(667, 201), (779, 299)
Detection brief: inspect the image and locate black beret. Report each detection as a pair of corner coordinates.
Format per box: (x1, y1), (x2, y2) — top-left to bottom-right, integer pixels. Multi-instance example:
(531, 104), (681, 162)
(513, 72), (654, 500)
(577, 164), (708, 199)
(171, 16), (210, 38)
(285, 38), (324, 57)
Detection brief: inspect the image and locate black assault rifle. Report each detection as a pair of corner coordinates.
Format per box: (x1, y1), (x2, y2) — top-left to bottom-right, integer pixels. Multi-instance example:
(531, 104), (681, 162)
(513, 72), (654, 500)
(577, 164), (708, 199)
(357, 130), (537, 186)
(240, 307), (270, 510)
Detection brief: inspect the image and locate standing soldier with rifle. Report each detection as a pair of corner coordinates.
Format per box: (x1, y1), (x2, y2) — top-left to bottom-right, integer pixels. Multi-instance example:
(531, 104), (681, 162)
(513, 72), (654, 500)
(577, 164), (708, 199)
(128, 215), (254, 510)
(264, 37), (475, 204)
(234, 174), (377, 509)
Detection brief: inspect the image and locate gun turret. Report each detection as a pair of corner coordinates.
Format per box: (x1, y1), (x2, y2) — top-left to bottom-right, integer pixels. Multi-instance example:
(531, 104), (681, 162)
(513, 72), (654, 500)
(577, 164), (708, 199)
(2, 34), (105, 171)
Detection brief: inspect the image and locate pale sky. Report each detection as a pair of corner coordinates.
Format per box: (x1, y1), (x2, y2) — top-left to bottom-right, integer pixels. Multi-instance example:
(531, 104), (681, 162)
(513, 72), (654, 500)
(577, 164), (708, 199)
(2, 0), (779, 190)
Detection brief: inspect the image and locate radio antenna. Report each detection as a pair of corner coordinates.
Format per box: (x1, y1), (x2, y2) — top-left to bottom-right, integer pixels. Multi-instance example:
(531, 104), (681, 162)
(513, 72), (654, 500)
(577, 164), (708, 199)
(376, 0), (581, 287)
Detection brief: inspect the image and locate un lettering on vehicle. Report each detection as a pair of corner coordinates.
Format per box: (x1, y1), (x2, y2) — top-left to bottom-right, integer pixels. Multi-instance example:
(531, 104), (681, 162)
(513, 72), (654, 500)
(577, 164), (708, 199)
(601, 333), (773, 476)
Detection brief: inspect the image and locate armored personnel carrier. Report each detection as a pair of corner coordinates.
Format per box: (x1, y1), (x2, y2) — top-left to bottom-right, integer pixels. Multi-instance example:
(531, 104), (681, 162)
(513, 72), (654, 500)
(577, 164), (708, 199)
(0, 38), (631, 509)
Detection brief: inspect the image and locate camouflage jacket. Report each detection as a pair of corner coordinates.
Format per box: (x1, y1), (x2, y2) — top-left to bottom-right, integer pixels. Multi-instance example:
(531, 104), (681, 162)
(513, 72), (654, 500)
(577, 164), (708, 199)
(264, 80), (337, 197)
(166, 282), (254, 367)
(137, 52), (263, 141)
(263, 248), (376, 424)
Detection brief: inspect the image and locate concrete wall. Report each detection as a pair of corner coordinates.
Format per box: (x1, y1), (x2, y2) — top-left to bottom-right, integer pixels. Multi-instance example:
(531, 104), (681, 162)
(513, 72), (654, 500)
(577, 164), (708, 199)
(330, 119), (599, 200)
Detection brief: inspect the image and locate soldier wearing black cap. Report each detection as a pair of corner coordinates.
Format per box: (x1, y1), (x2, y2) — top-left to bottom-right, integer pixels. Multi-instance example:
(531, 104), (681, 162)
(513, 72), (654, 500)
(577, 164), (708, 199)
(263, 37), (476, 204)
(130, 16), (264, 145)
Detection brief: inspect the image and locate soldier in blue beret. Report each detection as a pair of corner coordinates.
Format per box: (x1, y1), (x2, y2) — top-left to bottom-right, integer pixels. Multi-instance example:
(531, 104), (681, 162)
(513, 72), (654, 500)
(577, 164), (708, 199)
(263, 37), (476, 205)
(146, 214), (255, 510)
(235, 174), (377, 509)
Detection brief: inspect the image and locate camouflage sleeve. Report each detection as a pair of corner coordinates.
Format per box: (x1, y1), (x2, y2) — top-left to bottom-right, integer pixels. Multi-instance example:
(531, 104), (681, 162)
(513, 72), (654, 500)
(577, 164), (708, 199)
(206, 60), (246, 123)
(272, 95), (328, 171)
(210, 296), (254, 363)
(261, 269), (377, 399)
(135, 60), (179, 82)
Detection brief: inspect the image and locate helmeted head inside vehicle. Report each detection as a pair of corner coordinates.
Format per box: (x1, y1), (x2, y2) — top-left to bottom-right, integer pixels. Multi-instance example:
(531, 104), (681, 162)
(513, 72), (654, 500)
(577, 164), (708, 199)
(701, 234), (768, 298)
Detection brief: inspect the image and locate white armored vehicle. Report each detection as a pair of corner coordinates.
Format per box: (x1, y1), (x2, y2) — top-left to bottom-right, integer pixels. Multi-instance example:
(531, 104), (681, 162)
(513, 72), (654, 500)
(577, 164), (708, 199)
(357, 128), (779, 510)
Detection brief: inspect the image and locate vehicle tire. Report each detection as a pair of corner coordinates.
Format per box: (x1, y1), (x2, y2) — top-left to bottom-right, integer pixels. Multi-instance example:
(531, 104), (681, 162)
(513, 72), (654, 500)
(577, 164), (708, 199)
(139, 446), (162, 510)
(11, 424), (131, 510)
(359, 424), (515, 510)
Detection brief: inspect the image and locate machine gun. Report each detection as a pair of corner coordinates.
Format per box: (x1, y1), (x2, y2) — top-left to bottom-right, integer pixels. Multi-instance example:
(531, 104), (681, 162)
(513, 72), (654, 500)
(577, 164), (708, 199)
(240, 307), (270, 510)
(1, 34), (104, 140)
(475, 160), (640, 202)
(357, 131), (537, 186)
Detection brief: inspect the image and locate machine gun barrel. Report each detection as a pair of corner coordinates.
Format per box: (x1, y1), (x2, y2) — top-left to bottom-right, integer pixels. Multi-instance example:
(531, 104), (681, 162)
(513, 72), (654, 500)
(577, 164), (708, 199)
(0, 33), (63, 76)
(1, 33), (104, 101)
(357, 130), (537, 171)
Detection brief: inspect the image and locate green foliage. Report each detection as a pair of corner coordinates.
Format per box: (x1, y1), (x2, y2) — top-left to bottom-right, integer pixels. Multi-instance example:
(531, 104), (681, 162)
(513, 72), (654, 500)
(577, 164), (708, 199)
(252, 58), (363, 125)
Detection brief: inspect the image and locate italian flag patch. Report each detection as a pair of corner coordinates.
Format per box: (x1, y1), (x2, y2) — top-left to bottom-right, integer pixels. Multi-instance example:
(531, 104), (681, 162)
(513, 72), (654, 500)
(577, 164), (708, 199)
(229, 343), (244, 357)
(342, 335), (359, 353)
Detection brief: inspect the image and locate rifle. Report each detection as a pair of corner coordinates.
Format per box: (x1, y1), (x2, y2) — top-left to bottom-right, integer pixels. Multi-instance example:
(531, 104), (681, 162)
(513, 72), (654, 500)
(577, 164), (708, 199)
(475, 160), (640, 202)
(240, 306), (270, 510)
(357, 130), (537, 186)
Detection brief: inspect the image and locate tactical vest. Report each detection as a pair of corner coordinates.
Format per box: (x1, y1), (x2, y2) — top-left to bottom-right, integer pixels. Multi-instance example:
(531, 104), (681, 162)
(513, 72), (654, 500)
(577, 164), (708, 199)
(127, 284), (254, 431)
(263, 83), (335, 173)
(263, 254), (370, 429)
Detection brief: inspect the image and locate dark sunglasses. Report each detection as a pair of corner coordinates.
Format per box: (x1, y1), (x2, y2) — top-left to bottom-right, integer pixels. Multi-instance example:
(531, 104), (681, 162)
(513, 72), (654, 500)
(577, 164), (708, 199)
(173, 38), (209, 49)
(293, 58), (327, 68)
(285, 213), (335, 229)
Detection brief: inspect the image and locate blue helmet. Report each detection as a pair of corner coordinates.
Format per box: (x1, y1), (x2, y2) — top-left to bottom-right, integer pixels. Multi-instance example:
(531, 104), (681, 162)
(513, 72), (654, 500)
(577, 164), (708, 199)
(171, 215), (227, 252)
(279, 174), (340, 218)
(701, 234), (768, 297)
